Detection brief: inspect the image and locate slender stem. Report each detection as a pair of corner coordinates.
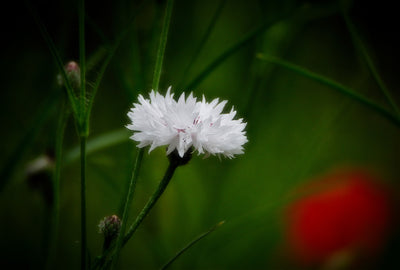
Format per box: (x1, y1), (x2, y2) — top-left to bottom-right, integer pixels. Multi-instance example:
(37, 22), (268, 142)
(46, 99), (69, 269)
(102, 1), (175, 268)
(79, 0), (87, 130)
(123, 161), (178, 246)
(78, 1), (88, 269)
(152, 0), (174, 91)
(110, 148), (144, 268)
(80, 136), (88, 270)
(160, 221), (225, 270)
(257, 54), (400, 128)
(342, 12), (400, 117)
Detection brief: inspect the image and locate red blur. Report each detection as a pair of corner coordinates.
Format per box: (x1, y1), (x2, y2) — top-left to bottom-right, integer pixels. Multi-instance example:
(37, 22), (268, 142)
(283, 169), (395, 268)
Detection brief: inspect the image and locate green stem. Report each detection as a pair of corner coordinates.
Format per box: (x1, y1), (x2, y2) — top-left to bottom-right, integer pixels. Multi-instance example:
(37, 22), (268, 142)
(78, 1), (88, 269)
(122, 161), (178, 246)
(342, 12), (400, 117)
(79, 0), (87, 129)
(103, 1), (175, 268)
(80, 136), (88, 270)
(257, 54), (400, 128)
(160, 221), (225, 270)
(110, 148), (144, 269)
(46, 99), (69, 269)
(152, 0), (174, 91)
(96, 156), (178, 270)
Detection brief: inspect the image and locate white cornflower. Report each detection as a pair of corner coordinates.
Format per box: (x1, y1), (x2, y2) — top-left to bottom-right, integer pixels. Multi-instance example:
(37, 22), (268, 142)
(126, 87), (248, 158)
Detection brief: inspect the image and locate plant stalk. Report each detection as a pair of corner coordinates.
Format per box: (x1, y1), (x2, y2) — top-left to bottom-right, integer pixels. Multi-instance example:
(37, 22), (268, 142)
(110, 148), (144, 268)
(79, 0), (87, 126)
(80, 136), (88, 270)
(45, 99), (68, 269)
(152, 0), (174, 91)
(123, 161), (178, 246)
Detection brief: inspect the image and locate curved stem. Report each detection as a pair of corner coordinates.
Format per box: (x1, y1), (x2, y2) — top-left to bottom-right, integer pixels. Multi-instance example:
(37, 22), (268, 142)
(123, 161), (178, 246)
(107, 1), (175, 267)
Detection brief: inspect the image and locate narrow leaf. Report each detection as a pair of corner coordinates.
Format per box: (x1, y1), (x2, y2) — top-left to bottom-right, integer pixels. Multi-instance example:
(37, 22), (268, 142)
(64, 128), (130, 165)
(342, 12), (400, 117)
(152, 0), (174, 91)
(27, 1), (79, 118)
(257, 54), (400, 127)
(160, 221), (225, 270)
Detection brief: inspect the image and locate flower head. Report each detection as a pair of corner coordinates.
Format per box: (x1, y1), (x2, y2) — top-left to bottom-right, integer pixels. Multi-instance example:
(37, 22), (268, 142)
(127, 87), (247, 158)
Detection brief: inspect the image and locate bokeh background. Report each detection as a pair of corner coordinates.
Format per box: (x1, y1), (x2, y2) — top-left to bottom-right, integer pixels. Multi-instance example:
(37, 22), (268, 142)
(1, 0), (399, 269)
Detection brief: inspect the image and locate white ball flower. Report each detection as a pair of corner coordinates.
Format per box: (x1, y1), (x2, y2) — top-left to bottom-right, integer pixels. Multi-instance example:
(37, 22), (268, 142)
(126, 87), (248, 158)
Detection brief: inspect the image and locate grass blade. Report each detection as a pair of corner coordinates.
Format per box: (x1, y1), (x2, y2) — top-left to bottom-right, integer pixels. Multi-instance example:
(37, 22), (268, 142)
(160, 221), (225, 270)
(79, 0), (87, 135)
(342, 12), (400, 117)
(27, 1), (79, 119)
(64, 128), (130, 165)
(152, 0), (174, 91)
(45, 98), (69, 269)
(85, 46), (116, 121)
(85, 1), (148, 123)
(257, 54), (400, 127)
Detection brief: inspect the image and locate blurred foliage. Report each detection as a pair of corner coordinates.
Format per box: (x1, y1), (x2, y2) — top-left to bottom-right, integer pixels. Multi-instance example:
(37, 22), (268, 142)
(0, 0), (399, 269)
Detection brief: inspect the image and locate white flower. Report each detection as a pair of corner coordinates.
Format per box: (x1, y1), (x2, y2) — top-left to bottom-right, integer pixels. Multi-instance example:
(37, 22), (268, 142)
(126, 87), (248, 158)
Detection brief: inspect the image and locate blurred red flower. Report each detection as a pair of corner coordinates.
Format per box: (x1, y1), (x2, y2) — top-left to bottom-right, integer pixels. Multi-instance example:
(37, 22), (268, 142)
(284, 169), (394, 268)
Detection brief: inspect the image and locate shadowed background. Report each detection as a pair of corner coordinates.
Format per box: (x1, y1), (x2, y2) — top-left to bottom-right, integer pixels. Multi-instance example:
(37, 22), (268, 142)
(1, 0), (399, 269)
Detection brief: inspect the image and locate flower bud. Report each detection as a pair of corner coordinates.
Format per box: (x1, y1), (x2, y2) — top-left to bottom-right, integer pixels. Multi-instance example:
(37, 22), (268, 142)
(57, 61), (81, 89)
(98, 215), (121, 238)
(98, 215), (122, 250)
